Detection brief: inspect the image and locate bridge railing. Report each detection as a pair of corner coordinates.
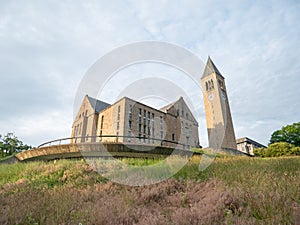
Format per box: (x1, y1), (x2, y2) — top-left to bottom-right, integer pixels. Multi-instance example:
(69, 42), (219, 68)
(37, 135), (189, 149)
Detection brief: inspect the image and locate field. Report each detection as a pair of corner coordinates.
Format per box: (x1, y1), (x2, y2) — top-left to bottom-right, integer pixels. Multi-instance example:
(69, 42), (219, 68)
(1, 155), (300, 224)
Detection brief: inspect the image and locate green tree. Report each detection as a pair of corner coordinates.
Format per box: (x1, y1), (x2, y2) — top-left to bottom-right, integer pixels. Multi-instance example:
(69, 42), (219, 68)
(270, 122), (300, 147)
(0, 133), (31, 158)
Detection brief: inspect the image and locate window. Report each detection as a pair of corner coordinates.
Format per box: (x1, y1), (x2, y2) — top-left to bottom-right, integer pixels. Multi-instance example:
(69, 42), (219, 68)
(99, 130), (102, 141)
(117, 122), (119, 130)
(186, 137), (190, 148)
(129, 104), (132, 121)
(218, 79), (224, 88)
(138, 108), (142, 123)
(128, 130), (131, 143)
(116, 132), (119, 142)
(185, 124), (189, 137)
(148, 111), (150, 120)
(206, 82), (208, 91)
(117, 105), (121, 120)
(143, 125), (146, 134)
(172, 133), (175, 141)
(160, 131), (163, 139)
(129, 120), (132, 129)
(138, 133), (141, 143)
(139, 124), (142, 133)
(100, 115), (104, 129)
(143, 134), (146, 143)
(186, 113), (188, 119)
(160, 116), (163, 130)
(143, 110), (146, 124)
(211, 79), (214, 89)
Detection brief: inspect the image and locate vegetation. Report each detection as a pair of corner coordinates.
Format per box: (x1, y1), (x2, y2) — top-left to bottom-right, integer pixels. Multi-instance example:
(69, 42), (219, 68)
(0, 133), (31, 159)
(1, 155), (300, 224)
(253, 121), (300, 158)
(254, 142), (300, 157)
(270, 122), (300, 146)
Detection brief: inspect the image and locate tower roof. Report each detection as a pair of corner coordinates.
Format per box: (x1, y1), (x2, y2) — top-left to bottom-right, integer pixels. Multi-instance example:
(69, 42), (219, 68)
(202, 57), (224, 79)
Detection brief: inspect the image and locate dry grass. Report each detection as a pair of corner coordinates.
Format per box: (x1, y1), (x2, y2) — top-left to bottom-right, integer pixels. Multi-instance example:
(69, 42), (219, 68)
(0, 156), (300, 224)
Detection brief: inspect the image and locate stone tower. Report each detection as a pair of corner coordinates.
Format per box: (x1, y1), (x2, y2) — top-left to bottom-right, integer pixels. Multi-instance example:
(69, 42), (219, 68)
(201, 57), (237, 150)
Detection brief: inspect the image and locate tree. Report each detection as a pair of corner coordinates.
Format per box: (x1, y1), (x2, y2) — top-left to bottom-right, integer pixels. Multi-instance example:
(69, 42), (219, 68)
(0, 133), (31, 158)
(270, 122), (300, 147)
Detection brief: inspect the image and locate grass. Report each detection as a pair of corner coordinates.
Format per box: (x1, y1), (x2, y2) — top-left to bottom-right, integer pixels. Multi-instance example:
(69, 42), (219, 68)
(0, 155), (300, 224)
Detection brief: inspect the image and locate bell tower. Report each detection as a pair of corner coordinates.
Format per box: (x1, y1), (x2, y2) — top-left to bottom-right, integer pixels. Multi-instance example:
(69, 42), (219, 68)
(201, 57), (237, 150)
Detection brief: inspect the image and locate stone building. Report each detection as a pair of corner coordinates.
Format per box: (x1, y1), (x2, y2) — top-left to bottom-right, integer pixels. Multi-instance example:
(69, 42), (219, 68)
(236, 137), (266, 155)
(71, 95), (200, 149)
(201, 57), (237, 150)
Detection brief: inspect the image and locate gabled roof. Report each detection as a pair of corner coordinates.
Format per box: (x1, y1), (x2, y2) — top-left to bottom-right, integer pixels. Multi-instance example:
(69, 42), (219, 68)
(202, 56), (224, 79)
(159, 101), (175, 113)
(87, 95), (110, 113)
(159, 97), (198, 124)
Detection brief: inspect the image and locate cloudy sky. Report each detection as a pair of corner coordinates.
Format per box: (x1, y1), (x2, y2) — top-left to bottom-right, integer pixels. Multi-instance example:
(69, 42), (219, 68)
(0, 0), (299, 147)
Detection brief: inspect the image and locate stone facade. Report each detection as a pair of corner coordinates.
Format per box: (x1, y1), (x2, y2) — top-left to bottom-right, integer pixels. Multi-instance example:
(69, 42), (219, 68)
(236, 137), (266, 155)
(72, 95), (200, 149)
(201, 57), (237, 150)
(71, 95), (110, 143)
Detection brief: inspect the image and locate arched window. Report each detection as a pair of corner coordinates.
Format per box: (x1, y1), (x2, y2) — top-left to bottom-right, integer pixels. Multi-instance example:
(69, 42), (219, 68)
(208, 80), (211, 90)
(211, 79), (214, 89)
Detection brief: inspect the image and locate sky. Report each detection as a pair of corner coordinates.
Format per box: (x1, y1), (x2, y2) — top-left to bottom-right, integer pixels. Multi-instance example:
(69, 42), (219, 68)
(0, 0), (299, 147)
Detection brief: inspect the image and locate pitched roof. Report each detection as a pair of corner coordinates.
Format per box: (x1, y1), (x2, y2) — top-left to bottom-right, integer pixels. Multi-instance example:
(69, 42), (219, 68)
(202, 56), (224, 79)
(159, 101), (175, 113)
(87, 95), (110, 113)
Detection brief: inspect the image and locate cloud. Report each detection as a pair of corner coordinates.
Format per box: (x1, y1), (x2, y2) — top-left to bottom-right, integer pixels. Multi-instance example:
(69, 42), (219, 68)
(0, 0), (299, 147)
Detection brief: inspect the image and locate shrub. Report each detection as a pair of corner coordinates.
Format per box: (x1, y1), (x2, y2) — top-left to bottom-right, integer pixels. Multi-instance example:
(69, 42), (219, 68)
(254, 142), (300, 157)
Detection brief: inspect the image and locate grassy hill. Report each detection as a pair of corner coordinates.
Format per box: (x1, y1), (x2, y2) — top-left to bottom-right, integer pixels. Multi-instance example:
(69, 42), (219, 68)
(1, 155), (300, 224)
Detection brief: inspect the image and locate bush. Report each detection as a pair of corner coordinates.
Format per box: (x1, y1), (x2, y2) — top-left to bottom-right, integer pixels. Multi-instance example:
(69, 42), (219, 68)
(254, 142), (300, 157)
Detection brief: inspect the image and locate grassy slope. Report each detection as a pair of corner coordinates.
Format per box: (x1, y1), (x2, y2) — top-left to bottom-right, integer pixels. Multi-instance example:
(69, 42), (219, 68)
(0, 156), (300, 224)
